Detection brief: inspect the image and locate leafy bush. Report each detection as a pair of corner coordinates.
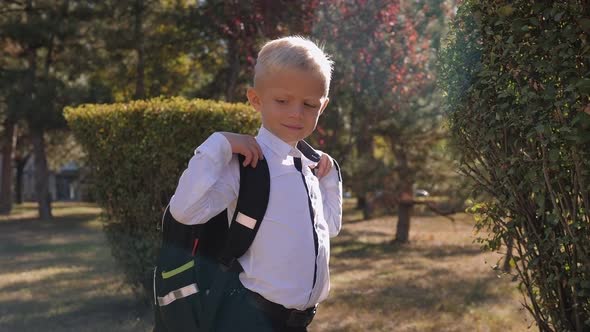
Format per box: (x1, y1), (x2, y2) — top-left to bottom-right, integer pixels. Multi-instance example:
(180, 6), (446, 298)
(65, 97), (260, 298)
(440, 1), (590, 330)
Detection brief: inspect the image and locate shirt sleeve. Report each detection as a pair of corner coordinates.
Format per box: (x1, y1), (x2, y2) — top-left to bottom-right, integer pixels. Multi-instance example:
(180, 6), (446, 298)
(169, 132), (239, 225)
(319, 157), (343, 237)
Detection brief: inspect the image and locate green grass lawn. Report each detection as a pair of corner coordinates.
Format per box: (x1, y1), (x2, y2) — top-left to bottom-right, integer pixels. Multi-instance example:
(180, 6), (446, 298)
(0, 201), (532, 331)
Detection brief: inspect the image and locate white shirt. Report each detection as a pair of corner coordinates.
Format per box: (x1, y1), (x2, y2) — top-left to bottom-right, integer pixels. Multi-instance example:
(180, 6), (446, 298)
(169, 127), (342, 310)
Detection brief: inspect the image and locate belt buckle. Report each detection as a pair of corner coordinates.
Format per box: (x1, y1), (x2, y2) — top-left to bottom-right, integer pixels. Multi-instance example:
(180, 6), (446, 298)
(286, 305), (316, 327)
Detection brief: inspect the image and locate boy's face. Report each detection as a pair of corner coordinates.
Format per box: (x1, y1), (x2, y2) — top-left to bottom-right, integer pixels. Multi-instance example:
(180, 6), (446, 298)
(247, 67), (329, 147)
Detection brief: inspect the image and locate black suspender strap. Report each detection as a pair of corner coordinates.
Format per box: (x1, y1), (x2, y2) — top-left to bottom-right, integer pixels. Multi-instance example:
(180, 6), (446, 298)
(293, 156), (320, 297)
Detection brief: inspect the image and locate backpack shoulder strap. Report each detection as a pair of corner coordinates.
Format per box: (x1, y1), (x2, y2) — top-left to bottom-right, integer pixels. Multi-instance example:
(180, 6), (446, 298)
(218, 154), (270, 269)
(297, 140), (321, 162)
(216, 140), (322, 270)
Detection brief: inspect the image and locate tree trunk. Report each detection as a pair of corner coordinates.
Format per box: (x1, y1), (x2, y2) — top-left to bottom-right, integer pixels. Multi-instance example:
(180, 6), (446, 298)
(133, 0), (146, 100)
(31, 127), (52, 220)
(362, 193), (374, 220)
(355, 113), (375, 219)
(356, 195), (365, 210)
(0, 120), (16, 214)
(395, 202), (413, 243)
(15, 156), (27, 204)
(225, 38), (240, 101)
(502, 237), (513, 272)
(394, 146), (413, 243)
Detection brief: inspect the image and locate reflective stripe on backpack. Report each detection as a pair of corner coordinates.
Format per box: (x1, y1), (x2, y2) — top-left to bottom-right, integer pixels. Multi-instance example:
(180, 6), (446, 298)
(157, 283), (199, 306)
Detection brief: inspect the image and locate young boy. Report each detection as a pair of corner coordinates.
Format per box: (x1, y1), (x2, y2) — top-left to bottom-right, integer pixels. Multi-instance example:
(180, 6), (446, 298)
(169, 36), (342, 332)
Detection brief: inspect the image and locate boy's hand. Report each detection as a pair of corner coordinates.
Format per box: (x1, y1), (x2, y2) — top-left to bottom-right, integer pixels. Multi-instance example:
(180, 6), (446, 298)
(314, 153), (333, 179)
(220, 132), (263, 167)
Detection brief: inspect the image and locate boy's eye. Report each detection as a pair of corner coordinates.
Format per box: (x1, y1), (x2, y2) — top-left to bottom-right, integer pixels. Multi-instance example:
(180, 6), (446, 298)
(275, 99), (287, 104)
(304, 103), (318, 108)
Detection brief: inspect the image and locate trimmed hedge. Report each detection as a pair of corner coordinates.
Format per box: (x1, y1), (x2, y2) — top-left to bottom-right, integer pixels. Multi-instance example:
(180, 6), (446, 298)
(64, 97), (260, 298)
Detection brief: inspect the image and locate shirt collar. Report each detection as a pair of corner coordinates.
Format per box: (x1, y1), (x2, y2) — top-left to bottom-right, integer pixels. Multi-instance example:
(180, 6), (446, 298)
(256, 126), (299, 159)
(256, 127), (319, 167)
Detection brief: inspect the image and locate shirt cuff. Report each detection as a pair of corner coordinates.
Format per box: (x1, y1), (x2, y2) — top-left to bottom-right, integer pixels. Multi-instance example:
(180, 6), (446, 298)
(195, 132), (233, 166)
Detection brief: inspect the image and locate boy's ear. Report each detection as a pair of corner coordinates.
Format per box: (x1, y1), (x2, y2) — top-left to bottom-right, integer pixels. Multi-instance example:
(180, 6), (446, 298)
(247, 87), (261, 111)
(319, 97), (330, 115)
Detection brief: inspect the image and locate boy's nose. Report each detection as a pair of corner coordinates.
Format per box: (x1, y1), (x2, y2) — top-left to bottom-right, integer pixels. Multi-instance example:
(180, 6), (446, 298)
(287, 105), (304, 118)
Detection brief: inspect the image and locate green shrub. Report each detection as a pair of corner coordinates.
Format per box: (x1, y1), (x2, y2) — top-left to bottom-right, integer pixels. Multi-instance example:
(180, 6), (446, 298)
(64, 97), (260, 299)
(440, 1), (590, 331)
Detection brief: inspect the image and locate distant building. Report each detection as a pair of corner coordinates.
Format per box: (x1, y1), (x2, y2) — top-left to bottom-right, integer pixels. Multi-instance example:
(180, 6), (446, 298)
(22, 158), (87, 201)
(0, 155), (90, 202)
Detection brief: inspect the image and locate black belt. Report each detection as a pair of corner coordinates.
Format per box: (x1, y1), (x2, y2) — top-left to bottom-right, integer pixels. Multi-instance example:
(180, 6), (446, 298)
(246, 290), (317, 328)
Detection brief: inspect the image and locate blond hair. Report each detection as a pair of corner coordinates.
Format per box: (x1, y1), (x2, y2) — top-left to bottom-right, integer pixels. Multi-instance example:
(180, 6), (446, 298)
(254, 36), (334, 96)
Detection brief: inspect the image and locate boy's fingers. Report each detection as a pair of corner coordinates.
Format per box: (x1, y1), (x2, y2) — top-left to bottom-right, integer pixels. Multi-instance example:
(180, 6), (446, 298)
(318, 156), (332, 178)
(250, 147), (258, 168)
(324, 162), (331, 177)
(320, 161), (327, 178)
(246, 138), (262, 162)
(316, 160), (325, 178)
(242, 150), (252, 166)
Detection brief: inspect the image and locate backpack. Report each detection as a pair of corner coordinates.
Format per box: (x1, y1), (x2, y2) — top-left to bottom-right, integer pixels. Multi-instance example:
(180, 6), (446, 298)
(153, 141), (321, 332)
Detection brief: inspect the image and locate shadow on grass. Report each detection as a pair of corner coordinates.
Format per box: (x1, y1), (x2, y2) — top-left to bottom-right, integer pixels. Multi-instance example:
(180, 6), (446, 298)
(325, 272), (506, 314)
(0, 239), (104, 255)
(332, 238), (404, 259)
(0, 213), (103, 227)
(332, 229), (483, 260)
(1, 204), (505, 331)
(0, 203), (154, 332)
(0, 242), (109, 274)
(0, 296), (146, 332)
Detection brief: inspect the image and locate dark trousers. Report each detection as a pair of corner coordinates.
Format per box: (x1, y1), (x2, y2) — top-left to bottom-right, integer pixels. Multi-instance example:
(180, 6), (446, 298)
(213, 279), (308, 332)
